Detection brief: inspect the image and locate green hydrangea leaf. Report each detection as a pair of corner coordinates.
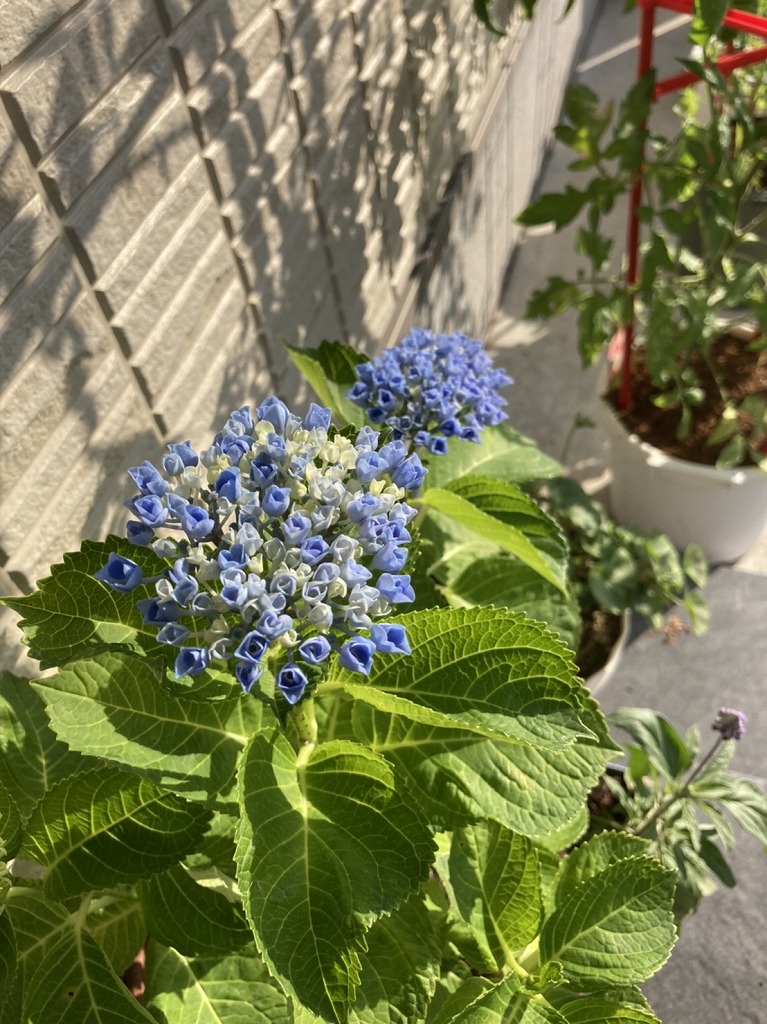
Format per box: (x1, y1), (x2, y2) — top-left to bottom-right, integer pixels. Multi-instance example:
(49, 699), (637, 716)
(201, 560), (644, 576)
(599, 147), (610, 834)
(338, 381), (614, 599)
(138, 862), (250, 957)
(143, 940), (292, 1024)
(546, 986), (660, 1023)
(352, 701), (613, 838)
(0, 671), (85, 820)
(19, 767), (211, 900)
(419, 488), (567, 594)
(0, 779), (23, 859)
(439, 824), (542, 971)
(235, 729), (435, 1022)
(550, 833), (652, 910)
(5, 888), (156, 1024)
(1, 538), (170, 669)
(449, 973), (568, 1023)
(85, 890), (146, 976)
(443, 557), (581, 653)
(425, 424), (562, 489)
(540, 857), (677, 985)
(32, 652), (264, 804)
(350, 892), (441, 1024)
(285, 339), (367, 428)
(0, 910), (16, 1011)
(326, 607), (594, 752)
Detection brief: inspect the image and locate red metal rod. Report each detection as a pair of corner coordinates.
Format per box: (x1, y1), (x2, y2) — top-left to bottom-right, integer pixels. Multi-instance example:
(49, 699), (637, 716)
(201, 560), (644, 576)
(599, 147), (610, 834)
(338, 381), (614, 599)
(654, 43), (767, 97)
(619, 0), (657, 410)
(639, 0), (767, 39)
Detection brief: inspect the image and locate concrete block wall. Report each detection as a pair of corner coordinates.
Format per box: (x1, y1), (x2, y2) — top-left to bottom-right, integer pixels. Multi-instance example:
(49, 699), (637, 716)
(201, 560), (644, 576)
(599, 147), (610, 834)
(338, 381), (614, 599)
(0, 0), (593, 671)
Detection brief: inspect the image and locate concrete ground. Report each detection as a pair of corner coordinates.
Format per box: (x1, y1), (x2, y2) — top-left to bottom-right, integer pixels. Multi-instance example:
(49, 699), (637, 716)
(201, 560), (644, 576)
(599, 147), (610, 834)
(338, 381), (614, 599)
(488, 3), (767, 1021)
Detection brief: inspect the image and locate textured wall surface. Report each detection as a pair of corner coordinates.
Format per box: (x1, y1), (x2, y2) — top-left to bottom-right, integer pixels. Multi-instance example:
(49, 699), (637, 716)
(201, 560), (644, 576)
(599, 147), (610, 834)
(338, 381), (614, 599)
(0, 0), (595, 669)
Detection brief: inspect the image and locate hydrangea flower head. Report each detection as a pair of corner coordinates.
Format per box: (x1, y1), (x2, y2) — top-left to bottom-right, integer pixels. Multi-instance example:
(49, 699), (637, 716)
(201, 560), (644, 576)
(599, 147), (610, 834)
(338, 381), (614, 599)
(95, 400), (419, 704)
(346, 328), (513, 455)
(712, 707), (747, 741)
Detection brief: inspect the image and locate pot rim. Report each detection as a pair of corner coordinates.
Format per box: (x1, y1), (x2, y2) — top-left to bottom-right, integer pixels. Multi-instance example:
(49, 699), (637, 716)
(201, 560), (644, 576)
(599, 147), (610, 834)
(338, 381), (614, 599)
(597, 394), (765, 487)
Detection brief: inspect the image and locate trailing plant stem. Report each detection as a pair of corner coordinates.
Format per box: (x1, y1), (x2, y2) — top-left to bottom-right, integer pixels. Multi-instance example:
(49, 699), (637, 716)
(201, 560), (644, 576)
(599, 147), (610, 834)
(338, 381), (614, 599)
(630, 735), (724, 837)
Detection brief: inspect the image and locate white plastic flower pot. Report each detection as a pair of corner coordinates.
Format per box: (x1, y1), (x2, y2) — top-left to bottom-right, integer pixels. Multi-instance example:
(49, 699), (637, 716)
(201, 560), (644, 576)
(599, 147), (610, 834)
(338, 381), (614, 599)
(598, 399), (767, 564)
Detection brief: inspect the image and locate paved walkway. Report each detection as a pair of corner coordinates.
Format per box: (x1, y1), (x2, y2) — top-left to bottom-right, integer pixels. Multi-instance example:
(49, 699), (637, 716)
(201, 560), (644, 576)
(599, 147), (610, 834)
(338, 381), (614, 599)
(489, 3), (767, 1020)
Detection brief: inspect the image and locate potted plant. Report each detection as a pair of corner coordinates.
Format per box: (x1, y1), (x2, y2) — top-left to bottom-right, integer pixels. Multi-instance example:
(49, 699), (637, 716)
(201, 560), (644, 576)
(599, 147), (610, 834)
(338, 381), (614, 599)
(589, 705), (767, 924)
(517, 30), (767, 561)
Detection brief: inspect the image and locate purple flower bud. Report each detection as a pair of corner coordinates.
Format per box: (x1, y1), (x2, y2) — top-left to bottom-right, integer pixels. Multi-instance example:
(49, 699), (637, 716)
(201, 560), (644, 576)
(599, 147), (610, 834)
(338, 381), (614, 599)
(429, 436), (449, 456)
(339, 637), (376, 675)
(372, 543), (408, 573)
(392, 454), (427, 491)
(167, 440), (198, 467)
(305, 404), (332, 431)
(355, 451), (389, 484)
(276, 664), (309, 704)
(256, 397), (290, 435)
(346, 493), (383, 523)
(156, 623), (189, 646)
(215, 467), (242, 502)
(228, 407), (254, 434)
(298, 635), (331, 665)
(370, 623), (411, 655)
(95, 553), (144, 592)
(262, 485), (291, 518)
(236, 662), (263, 694)
(235, 630), (270, 664)
(712, 707), (747, 741)
(218, 544), (248, 571)
(257, 610), (293, 639)
(126, 521), (154, 546)
(136, 599), (181, 626)
(127, 495), (168, 529)
(128, 461), (170, 496)
(250, 457), (278, 489)
(282, 512), (312, 546)
(377, 573), (415, 603)
(354, 426), (379, 451)
(300, 536), (330, 566)
(174, 647), (211, 678)
(180, 504), (215, 541)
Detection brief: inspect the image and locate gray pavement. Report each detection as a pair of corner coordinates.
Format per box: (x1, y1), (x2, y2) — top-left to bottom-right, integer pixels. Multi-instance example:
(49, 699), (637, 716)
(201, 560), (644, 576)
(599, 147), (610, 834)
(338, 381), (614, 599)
(489, 2), (767, 1020)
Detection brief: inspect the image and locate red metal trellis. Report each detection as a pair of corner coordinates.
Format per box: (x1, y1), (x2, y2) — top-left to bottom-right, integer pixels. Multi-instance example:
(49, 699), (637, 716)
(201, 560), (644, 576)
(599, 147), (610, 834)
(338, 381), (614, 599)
(618, 0), (767, 409)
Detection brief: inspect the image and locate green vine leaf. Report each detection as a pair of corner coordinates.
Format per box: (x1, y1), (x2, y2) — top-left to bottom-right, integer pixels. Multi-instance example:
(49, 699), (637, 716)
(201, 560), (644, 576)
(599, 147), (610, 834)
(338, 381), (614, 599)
(440, 823), (542, 971)
(143, 940), (292, 1024)
(235, 729), (435, 1022)
(284, 339), (367, 428)
(32, 652), (264, 804)
(138, 862), (250, 957)
(540, 857), (677, 985)
(5, 888), (156, 1024)
(1, 538), (170, 669)
(326, 607), (594, 752)
(0, 671), (84, 820)
(424, 424), (561, 490)
(20, 767), (211, 900)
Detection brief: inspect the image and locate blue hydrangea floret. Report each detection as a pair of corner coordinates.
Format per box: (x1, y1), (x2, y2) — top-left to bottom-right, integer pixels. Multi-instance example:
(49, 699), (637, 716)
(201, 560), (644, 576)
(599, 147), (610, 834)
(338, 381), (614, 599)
(95, 399), (420, 705)
(346, 328), (513, 454)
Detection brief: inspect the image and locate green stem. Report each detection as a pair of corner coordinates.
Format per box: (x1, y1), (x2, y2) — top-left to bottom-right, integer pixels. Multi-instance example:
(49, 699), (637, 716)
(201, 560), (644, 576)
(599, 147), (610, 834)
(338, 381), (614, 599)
(629, 735), (723, 837)
(288, 696), (318, 756)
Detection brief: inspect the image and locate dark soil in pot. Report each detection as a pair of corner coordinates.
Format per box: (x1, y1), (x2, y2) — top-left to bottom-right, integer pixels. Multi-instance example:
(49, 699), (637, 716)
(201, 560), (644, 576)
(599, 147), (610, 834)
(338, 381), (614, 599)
(576, 608), (623, 679)
(606, 333), (767, 467)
